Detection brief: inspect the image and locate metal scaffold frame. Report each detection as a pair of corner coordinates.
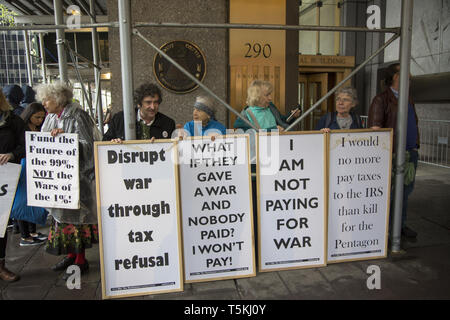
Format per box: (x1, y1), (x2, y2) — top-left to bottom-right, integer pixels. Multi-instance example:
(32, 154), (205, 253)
(0, 0), (413, 253)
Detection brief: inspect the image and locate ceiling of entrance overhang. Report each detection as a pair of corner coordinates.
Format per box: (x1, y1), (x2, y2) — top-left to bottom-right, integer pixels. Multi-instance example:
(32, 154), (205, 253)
(0, 0), (107, 16)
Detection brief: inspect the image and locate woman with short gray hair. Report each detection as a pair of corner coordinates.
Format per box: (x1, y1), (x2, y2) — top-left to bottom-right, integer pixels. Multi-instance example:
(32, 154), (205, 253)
(315, 86), (362, 132)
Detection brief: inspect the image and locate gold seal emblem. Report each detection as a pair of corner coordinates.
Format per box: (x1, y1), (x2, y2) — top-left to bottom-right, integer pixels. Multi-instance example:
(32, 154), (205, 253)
(153, 40), (206, 94)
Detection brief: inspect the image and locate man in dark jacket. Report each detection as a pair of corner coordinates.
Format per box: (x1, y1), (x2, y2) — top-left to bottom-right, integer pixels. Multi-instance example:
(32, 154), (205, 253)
(2, 85), (24, 116)
(103, 83), (175, 141)
(368, 63), (419, 239)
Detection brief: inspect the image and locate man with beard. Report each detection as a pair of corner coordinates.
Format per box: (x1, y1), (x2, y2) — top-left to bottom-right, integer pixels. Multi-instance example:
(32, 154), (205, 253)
(103, 83), (175, 142)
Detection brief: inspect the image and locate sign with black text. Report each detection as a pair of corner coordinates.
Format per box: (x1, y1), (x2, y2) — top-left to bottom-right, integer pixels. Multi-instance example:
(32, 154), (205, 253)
(178, 135), (256, 282)
(0, 163), (21, 237)
(95, 140), (183, 299)
(26, 132), (79, 209)
(327, 129), (393, 262)
(258, 132), (327, 272)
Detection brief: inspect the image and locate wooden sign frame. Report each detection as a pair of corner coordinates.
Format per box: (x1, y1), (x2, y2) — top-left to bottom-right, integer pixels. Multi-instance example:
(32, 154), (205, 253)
(94, 139), (184, 299)
(256, 131), (328, 272)
(0, 163), (21, 238)
(326, 128), (393, 264)
(178, 134), (256, 283)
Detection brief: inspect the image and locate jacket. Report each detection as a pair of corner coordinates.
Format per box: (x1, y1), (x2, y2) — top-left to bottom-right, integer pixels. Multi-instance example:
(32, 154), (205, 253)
(233, 103), (289, 130)
(103, 110), (176, 141)
(0, 111), (25, 163)
(41, 102), (102, 225)
(368, 88), (420, 150)
(315, 111), (362, 130)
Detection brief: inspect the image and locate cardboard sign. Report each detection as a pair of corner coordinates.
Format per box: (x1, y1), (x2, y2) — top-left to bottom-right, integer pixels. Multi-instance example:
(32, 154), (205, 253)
(327, 129), (393, 263)
(95, 140), (183, 299)
(26, 132), (80, 209)
(178, 135), (256, 282)
(257, 132), (327, 272)
(0, 163), (21, 237)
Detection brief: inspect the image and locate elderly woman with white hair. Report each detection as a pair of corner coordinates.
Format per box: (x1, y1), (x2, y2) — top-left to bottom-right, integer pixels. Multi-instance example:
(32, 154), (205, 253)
(36, 81), (101, 279)
(315, 86), (362, 132)
(183, 95), (226, 136)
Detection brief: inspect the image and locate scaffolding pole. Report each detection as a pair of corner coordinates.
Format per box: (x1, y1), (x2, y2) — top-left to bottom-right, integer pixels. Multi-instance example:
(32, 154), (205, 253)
(90, 0), (104, 135)
(392, 0), (414, 253)
(38, 33), (47, 83)
(53, 0), (68, 83)
(23, 30), (33, 86)
(118, 0), (136, 140)
(133, 22), (400, 34)
(0, 22), (399, 34)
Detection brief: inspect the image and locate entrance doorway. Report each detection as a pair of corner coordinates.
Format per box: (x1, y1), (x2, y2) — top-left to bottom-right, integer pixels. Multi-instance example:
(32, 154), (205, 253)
(298, 55), (355, 130)
(299, 73), (328, 130)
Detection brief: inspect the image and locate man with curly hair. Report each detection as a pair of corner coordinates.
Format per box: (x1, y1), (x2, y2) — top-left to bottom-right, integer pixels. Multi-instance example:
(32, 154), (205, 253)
(103, 83), (175, 141)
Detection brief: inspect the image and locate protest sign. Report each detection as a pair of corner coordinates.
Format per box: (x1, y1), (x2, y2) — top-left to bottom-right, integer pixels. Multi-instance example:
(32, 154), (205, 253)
(95, 140), (183, 299)
(327, 129), (393, 263)
(26, 132), (79, 209)
(0, 163), (21, 237)
(178, 135), (256, 282)
(257, 132), (327, 272)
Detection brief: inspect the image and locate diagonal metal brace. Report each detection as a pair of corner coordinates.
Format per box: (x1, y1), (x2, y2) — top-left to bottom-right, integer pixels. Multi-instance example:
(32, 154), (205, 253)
(285, 33), (400, 132)
(132, 28), (258, 131)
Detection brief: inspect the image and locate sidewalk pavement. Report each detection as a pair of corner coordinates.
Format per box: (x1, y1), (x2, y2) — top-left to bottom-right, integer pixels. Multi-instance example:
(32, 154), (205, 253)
(1, 162), (449, 300)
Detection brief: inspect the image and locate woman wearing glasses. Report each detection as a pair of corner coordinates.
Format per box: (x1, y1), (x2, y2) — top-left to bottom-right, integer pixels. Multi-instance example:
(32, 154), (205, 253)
(315, 86), (362, 132)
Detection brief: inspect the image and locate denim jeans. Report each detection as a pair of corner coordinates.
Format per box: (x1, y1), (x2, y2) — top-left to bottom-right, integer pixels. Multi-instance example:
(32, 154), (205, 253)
(402, 149), (419, 228)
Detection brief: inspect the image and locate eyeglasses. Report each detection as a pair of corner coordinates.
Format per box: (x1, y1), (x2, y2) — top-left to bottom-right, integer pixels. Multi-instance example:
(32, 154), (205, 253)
(336, 97), (353, 103)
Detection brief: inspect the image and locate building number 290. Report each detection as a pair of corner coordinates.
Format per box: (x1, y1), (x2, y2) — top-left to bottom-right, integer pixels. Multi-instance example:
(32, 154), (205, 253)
(244, 43), (272, 58)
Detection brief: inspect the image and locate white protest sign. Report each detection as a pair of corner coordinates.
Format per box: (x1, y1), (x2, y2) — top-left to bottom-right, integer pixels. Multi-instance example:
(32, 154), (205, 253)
(327, 129), (393, 263)
(95, 140), (183, 299)
(258, 132), (327, 271)
(26, 132), (79, 209)
(0, 163), (21, 238)
(179, 135), (256, 282)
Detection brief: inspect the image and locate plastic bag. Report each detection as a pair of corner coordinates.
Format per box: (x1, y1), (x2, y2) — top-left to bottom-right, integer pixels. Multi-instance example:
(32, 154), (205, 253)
(10, 158), (48, 225)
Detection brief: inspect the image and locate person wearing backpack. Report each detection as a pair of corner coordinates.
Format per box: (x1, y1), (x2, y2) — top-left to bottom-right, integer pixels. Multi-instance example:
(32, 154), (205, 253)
(315, 86), (362, 132)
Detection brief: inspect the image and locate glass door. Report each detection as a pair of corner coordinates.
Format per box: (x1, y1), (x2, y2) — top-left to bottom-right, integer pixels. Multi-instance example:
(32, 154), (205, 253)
(298, 72), (328, 130)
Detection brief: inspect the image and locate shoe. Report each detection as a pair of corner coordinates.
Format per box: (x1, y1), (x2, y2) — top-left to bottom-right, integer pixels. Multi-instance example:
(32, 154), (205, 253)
(51, 256), (76, 272)
(20, 238), (44, 247)
(30, 232), (48, 241)
(401, 226), (417, 238)
(0, 259), (20, 282)
(62, 260), (89, 281)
